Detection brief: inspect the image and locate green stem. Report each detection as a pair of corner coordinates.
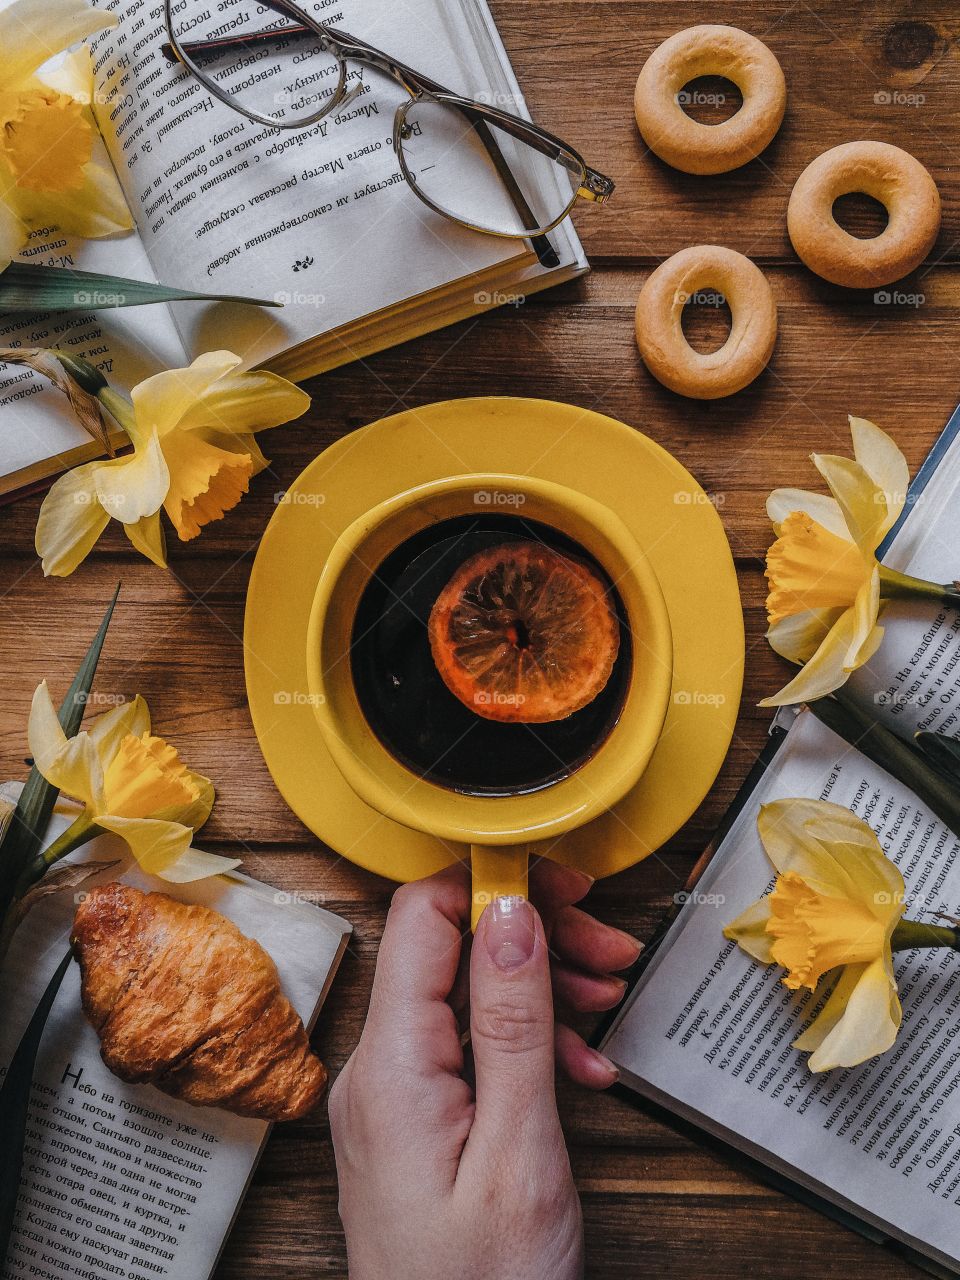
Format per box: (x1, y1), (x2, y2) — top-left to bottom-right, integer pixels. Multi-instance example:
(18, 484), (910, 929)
(892, 919), (960, 952)
(0, 815), (101, 968)
(96, 386), (136, 435)
(12, 814), (99, 899)
(879, 566), (960, 610)
(52, 351), (108, 396)
(812, 690), (960, 841)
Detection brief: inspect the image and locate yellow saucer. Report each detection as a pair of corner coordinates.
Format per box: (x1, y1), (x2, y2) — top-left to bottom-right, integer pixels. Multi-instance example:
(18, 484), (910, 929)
(244, 398), (744, 882)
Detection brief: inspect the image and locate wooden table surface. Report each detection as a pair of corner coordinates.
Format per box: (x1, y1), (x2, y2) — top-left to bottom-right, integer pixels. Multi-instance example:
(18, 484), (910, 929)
(3, 1), (959, 1275)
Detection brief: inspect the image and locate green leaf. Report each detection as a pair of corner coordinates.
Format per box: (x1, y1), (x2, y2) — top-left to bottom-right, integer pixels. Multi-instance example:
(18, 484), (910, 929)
(0, 952), (72, 1267)
(811, 692), (960, 843)
(0, 586), (120, 911)
(915, 731), (960, 783)
(0, 263), (281, 313)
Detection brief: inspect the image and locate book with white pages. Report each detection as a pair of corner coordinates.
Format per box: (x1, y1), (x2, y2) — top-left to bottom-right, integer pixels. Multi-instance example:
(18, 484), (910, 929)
(595, 405), (960, 1279)
(0, 789), (352, 1280)
(0, 0), (591, 496)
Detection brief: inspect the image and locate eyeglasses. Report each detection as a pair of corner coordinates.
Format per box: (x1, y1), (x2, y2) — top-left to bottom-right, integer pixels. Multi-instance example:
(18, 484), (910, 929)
(161, 0), (614, 255)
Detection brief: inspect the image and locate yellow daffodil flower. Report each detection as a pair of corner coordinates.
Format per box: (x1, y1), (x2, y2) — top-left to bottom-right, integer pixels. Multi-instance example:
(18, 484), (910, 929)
(761, 417), (960, 707)
(35, 350), (311, 575)
(724, 798), (906, 1072)
(0, 0), (133, 270)
(27, 679), (239, 882)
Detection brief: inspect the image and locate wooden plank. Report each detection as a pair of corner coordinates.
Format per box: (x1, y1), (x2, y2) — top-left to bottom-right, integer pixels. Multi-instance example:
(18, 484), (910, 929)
(490, 0), (960, 263)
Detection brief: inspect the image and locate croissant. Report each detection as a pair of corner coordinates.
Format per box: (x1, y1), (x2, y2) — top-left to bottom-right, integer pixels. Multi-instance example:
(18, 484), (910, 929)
(71, 882), (327, 1122)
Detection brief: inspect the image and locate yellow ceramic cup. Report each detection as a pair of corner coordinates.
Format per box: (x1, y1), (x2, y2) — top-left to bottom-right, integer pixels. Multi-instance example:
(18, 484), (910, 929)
(306, 473), (673, 927)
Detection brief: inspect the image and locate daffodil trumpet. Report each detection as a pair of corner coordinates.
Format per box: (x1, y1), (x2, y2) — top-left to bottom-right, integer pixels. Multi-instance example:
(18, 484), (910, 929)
(725, 798), (960, 1073)
(0, 0), (134, 271)
(762, 416), (960, 707)
(14, 347), (310, 575)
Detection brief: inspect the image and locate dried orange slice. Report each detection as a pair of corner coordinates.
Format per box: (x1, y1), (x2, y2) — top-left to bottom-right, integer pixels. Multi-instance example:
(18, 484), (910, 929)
(427, 540), (621, 723)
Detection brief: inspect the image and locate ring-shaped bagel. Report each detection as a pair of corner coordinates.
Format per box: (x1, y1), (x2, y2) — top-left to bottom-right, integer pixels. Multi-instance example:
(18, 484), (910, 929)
(787, 141), (941, 288)
(634, 25), (786, 175)
(636, 245), (778, 400)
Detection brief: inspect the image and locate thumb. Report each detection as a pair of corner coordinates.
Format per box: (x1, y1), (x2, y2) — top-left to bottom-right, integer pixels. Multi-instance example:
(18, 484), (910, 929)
(468, 896), (559, 1144)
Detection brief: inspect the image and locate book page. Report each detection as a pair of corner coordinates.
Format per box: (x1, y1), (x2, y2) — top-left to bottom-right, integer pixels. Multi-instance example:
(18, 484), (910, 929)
(0, 799), (351, 1280)
(0, 172), (187, 489)
(847, 420), (960, 740)
(88, 0), (553, 367)
(601, 711), (960, 1272)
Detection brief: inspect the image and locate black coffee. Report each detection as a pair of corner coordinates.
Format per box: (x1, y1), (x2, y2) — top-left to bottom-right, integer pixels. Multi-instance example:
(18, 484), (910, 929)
(349, 514), (632, 796)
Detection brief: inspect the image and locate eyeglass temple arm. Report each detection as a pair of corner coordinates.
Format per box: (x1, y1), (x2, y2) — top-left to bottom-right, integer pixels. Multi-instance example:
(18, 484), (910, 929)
(161, 15), (577, 264)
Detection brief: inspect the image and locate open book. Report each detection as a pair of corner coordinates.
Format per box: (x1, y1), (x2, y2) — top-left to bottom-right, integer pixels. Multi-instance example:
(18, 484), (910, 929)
(0, 795), (352, 1280)
(0, 0), (588, 496)
(598, 407), (960, 1279)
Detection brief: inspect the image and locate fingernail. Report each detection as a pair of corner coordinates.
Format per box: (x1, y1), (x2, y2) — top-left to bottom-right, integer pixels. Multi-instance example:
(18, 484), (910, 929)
(486, 895), (536, 970)
(615, 928), (645, 961)
(590, 1048), (620, 1085)
(566, 866), (595, 893)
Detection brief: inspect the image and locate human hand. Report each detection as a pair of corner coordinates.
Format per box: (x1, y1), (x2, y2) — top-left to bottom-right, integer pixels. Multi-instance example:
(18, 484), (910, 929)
(329, 859), (641, 1280)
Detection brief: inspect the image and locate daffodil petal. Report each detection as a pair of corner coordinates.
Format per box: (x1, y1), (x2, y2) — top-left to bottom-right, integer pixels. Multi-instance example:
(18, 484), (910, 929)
(812, 452), (888, 554)
(723, 896), (775, 963)
(804, 955), (901, 1071)
(28, 683), (104, 809)
(131, 351), (242, 437)
(164, 769), (215, 833)
(27, 680), (67, 771)
(14, 159), (133, 238)
(799, 807), (906, 919)
(87, 694), (151, 764)
(0, 196), (29, 273)
(846, 567), (884, 671)
(767, 608), (843, 665)
(849, 416), (909, 530)
(95, 814), (193, 875)
(756, 799), (860, 898)
(766, 489), (847, 539)
(0, 0), (117, 89)
(793, 962), (867, 1051)
(759, 605), (871, 707)
(124, 512), (167, 567)
(175, 369), (310, 435)
(92, 430), (169, 523)
(153, 846), (241, 883)
(211, 429), (270, 476)
(36, 45), (92, 101)
(35, 463), (109, 577)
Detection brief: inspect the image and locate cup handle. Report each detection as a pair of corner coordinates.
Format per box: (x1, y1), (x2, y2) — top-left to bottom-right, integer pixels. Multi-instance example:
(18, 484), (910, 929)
(470, 843), (530, 931)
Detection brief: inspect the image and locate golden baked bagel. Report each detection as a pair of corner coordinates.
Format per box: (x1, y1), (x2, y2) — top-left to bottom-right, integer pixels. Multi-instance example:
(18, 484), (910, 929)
(72, 882), (327, 1122)
(636, 245), (777, 400)
(634, 25), (786, 175)
(787, 141), (940, 288)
